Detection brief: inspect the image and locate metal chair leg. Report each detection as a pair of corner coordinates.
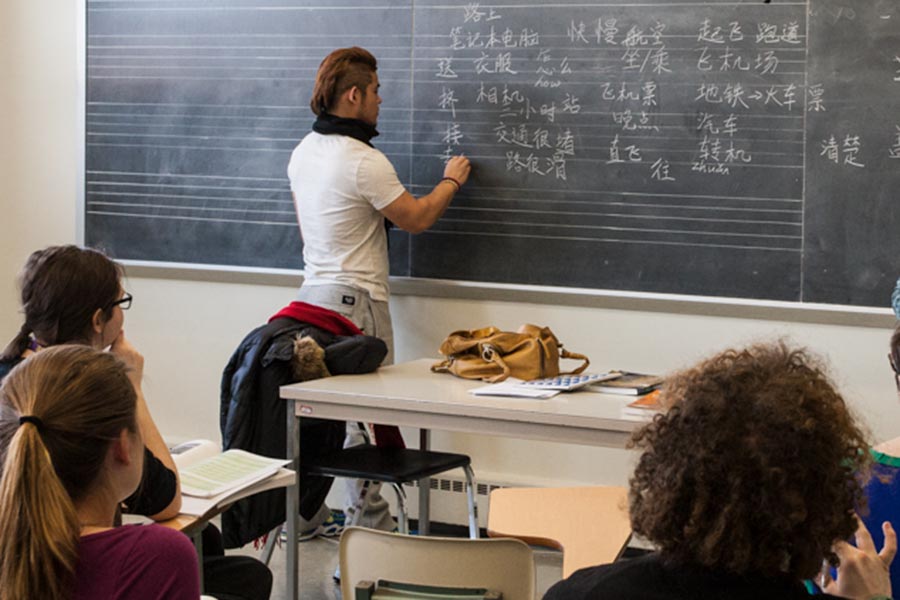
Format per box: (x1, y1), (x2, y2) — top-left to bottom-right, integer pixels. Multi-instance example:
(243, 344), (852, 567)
(462, 464), (479, 539)
(391, 482), (408, 534)
(261, 525), (280, 566)
(357, 422), (372, 444)
(345, 478), (373, 527)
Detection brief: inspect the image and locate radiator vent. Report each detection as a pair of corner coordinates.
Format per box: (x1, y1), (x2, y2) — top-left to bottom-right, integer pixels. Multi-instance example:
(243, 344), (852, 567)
(402, 477), (507, 497)
(391, 476), (539, 528)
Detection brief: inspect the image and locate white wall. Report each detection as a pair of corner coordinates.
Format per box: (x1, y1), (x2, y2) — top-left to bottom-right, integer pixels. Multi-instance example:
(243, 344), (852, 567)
(2, 0), (897, 491)
(1, 0), (80, 323)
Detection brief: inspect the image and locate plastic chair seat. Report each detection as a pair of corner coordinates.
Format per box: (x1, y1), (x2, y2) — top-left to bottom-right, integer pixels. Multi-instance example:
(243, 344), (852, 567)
(303, 445), (471, 482)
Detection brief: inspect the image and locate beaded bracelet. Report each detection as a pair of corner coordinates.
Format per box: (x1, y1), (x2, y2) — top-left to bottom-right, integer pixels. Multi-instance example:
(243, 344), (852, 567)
(441, 176), (461, 191)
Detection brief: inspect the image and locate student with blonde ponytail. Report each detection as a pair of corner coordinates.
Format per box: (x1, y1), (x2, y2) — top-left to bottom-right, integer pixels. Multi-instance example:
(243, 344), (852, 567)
(1, 245), (272, 600)
(0, 345), (199, 600)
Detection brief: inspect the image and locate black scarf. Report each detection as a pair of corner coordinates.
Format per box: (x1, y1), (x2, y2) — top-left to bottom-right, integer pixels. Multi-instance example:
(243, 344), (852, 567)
(312, 113), (379, 147)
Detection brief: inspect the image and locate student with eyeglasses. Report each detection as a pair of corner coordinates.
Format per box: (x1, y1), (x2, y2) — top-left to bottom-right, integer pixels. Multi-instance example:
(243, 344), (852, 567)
(0, 245), (272, 600)
(0, 245), (180, 521)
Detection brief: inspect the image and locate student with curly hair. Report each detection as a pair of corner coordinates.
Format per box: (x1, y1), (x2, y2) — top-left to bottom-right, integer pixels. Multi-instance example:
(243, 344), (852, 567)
(544, 342), (895, 600)
(0, 346), (199, 600)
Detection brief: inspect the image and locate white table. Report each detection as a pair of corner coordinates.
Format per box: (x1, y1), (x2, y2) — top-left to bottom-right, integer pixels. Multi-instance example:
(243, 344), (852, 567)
(280, 359), (642, 599)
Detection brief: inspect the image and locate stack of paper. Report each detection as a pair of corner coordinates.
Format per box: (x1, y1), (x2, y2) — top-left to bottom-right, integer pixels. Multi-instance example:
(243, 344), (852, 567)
(469, 379), (560, 399)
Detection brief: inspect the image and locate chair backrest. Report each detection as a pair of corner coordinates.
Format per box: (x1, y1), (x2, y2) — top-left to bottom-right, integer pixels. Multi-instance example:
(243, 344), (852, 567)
(487, 486), (631, 578)
(355, 579), (502, 599)
(340, 527), (535, 600)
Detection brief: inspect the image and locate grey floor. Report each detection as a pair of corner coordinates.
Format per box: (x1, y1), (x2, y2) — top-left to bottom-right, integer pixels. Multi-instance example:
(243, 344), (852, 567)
(230, 532), (565, 600)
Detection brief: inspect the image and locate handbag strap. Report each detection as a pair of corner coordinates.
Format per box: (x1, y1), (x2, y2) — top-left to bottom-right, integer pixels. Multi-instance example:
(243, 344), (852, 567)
(482, 344), (512, 383)
(431, 358), (452, 373)
(559, 349), (590, 375)
(430, 351), (512, 383)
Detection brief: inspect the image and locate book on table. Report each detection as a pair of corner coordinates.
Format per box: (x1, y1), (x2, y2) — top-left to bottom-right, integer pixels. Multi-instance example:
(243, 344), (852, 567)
(620, 390), (663, 421)
(171, 439), (294, 518)
(589, 371), (664, 396)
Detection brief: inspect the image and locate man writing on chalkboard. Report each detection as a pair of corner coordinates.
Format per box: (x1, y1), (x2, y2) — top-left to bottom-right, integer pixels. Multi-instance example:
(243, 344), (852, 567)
(288, 46), (470, 362)
(286, 47), (471, 537)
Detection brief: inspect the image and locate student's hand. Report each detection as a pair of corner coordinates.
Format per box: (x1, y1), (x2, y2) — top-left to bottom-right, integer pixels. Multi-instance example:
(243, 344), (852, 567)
(443, 155), (471, 187)
(109, 330), (182, 520)
(824, 518), (895, 600)
(110, 331), (144, 385)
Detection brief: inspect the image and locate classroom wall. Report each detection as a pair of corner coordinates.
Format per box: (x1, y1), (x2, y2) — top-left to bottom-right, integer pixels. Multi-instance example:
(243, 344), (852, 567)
(2, 0), (897, 491)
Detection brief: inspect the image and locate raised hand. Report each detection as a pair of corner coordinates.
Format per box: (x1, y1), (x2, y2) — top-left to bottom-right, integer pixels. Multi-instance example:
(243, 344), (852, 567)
(824, 518), (895, 600)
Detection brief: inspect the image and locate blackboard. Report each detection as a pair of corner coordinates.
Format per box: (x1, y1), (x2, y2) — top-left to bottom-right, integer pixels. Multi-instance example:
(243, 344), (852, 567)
(84, 0), (900, 307)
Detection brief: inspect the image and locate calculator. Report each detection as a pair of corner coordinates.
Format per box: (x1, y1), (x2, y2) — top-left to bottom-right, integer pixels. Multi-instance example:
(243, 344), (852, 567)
(518, 372), (617, 391)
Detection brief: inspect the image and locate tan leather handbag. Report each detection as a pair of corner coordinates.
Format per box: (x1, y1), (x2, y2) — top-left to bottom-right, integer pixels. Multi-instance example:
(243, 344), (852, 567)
(431, 324), (590, 383)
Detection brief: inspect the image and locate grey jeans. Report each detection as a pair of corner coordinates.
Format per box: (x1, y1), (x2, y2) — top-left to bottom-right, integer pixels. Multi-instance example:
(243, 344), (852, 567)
(296, 283), (393, 365)
(296, 282), (396, 531)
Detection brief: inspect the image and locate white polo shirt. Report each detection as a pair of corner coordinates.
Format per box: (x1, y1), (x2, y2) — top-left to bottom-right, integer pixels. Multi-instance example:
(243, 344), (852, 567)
(287, 132), (406, 302)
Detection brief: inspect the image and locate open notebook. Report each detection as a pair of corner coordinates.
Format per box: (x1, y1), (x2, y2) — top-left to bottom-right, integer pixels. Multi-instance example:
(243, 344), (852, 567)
(172, 440), (294, 519)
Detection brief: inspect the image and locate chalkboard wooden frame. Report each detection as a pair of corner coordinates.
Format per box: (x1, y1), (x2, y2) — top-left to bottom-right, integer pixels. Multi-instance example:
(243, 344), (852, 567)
(76, 0), (899, 322)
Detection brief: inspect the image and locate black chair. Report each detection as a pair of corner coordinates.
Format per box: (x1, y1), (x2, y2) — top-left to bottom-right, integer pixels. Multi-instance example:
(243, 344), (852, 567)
(260, 433), (479, 565)
(303, 439), (479, 537)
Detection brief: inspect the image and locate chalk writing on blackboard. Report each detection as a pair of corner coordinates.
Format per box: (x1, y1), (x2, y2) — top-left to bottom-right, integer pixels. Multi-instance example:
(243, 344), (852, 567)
(889, 127), (900, 159)
(819, 135), (865, 168)
(429, 1), (808, 212)
(807, 84), (826, 111)
(83, 0), (900, 306)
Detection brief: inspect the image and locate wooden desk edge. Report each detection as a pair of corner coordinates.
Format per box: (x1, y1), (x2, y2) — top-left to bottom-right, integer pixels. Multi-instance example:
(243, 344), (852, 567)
(486, 527), (565, 553)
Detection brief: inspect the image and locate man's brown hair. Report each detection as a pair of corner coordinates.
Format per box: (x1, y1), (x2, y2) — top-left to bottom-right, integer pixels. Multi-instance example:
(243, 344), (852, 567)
(309, 47), (377, 116)
(628, 342), (870, 580)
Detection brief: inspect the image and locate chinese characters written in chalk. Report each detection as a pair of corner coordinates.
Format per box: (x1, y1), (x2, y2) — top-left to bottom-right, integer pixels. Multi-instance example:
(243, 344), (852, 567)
(428, 4), (899, 182)
(820, 134), (865, 168)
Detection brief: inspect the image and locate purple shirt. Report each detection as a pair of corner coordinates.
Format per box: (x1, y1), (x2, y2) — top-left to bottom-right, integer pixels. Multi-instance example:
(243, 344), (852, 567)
(74, 524), (200, 600)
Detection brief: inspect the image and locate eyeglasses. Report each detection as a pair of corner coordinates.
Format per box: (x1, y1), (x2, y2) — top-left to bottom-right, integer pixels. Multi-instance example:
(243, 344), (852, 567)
(890, 352), (900, 391)
(108, 292), (133, 311)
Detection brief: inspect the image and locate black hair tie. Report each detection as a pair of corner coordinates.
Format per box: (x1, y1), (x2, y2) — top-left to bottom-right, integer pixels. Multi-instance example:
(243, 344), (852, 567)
(18, 415), (44, 430)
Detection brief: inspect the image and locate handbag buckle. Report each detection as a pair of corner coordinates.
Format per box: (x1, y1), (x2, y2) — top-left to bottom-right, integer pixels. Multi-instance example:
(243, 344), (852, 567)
(481, 344), (497, 361)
